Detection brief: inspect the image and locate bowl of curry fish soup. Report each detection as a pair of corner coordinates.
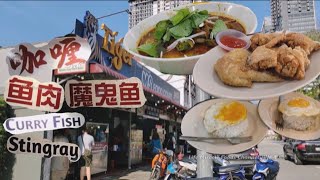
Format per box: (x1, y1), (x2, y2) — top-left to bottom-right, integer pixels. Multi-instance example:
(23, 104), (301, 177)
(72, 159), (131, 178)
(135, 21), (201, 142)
(123, 2), (257, 75)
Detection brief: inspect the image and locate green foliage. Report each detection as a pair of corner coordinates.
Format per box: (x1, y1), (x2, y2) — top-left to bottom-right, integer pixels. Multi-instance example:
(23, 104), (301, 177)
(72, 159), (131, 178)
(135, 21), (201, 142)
(305, 30), (320, 42)
(297, 31), (320, 99)
(0, 97), (15, 180)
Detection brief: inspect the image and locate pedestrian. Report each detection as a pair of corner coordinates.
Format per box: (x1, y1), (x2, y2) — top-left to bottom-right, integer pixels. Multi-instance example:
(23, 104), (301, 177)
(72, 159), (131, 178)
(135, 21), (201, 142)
(78, 127), (95, 180)
(51, 129), (69, 180)
(164, 132), (176, 152)
(150, 130), (162, 155)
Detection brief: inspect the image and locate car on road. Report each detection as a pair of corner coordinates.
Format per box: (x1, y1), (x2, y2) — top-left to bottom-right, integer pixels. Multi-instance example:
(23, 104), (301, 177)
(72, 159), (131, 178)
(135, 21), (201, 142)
(283, 138), (320, 165)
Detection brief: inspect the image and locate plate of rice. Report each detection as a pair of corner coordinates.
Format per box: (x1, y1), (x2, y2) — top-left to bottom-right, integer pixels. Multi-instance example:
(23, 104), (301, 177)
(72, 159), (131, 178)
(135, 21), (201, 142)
(259, 92), (320, 140)
(181, 99), (268, 154)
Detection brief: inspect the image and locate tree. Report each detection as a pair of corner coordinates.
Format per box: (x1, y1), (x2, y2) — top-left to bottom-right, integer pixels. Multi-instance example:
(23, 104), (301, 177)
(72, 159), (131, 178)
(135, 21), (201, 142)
(0, 97), (16, 180)
(296, 31), (320, 99)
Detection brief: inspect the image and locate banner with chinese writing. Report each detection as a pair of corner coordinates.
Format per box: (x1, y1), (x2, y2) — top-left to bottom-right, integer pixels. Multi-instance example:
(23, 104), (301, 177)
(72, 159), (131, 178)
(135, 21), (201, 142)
(6, 36), (91, 75)
(65, 77), (146, 108)
(3, 76), (64, 112)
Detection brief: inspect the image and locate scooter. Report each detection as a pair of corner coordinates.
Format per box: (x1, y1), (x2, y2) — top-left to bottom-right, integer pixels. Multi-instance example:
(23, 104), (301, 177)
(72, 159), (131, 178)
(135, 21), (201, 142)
(150, 149), (174, 180)
(252, 157), (279, 180)
(164, 160), (197, 180)
(213, 164), (246, 180)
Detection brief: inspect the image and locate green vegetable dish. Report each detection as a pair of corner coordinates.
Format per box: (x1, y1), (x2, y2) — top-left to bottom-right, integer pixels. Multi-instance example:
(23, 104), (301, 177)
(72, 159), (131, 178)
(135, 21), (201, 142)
(137, 8), (246, 58)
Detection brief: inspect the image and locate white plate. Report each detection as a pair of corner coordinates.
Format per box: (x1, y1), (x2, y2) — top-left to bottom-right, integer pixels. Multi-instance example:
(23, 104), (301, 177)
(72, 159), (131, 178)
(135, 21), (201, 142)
(181, 99), (268, 154)
(258, 92), (320, 141)
(123, 2), (257, 75)
(193, 46), (320, 100)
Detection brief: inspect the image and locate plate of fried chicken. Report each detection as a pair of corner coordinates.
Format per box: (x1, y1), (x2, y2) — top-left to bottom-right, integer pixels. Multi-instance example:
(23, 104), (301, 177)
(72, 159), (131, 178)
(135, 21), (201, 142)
(193, 32), (320, 100)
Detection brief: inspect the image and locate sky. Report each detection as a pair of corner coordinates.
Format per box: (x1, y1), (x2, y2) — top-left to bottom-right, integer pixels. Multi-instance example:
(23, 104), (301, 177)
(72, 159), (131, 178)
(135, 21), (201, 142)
(1, 0), (318, 47)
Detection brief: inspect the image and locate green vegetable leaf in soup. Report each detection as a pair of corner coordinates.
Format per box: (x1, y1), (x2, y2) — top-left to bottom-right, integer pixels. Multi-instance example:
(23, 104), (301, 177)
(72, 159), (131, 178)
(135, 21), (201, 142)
(199, 10), (209, 15)
(210, 19), (228, 39)
(191, 13), (209, 28)
(163, 29), (171, 42)
(169, 19), (193, 38)
(137, 43), (161, 58)
(154, 20), (170, 40)
(170, 8), (190, 26)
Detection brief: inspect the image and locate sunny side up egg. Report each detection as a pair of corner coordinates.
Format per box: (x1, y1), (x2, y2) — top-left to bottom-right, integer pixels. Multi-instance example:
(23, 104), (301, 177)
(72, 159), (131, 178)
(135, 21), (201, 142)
(278, 98), (320, 117)
(204, 101), (248, 133)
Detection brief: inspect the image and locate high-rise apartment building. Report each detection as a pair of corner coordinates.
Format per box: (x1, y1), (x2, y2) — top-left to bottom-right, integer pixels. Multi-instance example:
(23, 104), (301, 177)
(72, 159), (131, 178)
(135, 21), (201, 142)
(129, 0), (208, 29)
(271, 0), (316, 33)
(262, 16), (273, 33)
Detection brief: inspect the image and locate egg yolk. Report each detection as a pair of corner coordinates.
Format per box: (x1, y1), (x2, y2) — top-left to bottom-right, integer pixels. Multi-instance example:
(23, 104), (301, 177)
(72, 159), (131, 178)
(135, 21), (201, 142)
(214, 101), (247, 124)
(287, 98), (310, 108)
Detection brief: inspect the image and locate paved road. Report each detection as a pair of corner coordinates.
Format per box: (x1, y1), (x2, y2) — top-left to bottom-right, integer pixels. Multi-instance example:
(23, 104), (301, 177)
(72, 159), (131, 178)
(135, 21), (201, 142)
(259, 139), (320, 180)
(95, 139), (320, 180)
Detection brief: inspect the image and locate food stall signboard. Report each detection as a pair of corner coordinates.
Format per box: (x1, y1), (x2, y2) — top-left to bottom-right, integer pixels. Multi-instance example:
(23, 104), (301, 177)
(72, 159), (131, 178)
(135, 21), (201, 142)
(4, 76), (64, 112)
(3, 112), (85, 135)
(7, 135), (81, 162)
(65, 77), (146, 108)
(6, 36), (91, 75)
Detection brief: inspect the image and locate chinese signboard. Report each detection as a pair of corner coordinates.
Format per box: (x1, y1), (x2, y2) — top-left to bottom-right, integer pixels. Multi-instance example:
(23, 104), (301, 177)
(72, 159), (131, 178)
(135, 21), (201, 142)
(3, 113), (85, 134)
(64, 77), (146, 108)
(3, 76), (64, 112)
(5, 36), (91, 75)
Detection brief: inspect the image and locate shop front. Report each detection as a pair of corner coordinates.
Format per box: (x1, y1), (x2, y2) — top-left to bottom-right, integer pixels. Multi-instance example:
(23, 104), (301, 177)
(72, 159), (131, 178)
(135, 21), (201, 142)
(49, 11), (187, 178)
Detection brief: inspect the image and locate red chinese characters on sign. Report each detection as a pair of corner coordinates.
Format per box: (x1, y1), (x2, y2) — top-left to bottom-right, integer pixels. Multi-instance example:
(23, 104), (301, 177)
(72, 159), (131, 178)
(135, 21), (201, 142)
(95, 83), (117, 106)
(69, 83), (93, 107)
(6, 77), (33, 105)
(50, 38), (86, 68)
(8, 45), (47, 75)
(119, 82), (140, 105)
(36, 83), (63, 110)
(65, 77), (146, 108)
(4, 76), (64, 112)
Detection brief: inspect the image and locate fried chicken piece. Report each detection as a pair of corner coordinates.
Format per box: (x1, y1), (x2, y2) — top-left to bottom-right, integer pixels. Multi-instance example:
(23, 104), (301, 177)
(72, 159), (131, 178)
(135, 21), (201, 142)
(214, 49), (283, 87)
(275, 45), (310, 80)
(248, 45), (278, 70)
(250, 33), (281, 51)
(265, 32), (286, 48)
(285, 33), (320, 55)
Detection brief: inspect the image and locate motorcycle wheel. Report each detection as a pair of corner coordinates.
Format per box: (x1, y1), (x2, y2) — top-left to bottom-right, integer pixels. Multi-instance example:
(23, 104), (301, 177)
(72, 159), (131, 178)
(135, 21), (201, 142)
(225, 176), (243, 180)
(150, 167), (161, 180)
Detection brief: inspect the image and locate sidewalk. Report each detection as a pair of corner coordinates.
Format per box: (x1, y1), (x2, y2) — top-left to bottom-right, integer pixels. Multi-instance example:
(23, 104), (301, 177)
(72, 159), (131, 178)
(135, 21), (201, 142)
(92, 165), (151, 180)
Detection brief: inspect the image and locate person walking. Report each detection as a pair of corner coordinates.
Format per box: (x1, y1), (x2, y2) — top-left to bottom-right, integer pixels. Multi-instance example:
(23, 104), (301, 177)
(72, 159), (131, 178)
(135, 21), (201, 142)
(78, 127), (95, 180)
(51, 129), (69, 180)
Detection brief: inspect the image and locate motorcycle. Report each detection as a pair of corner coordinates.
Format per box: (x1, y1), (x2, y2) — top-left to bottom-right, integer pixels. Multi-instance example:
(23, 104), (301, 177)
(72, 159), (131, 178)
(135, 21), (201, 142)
(213, 164), (246, 180)
(252, 157), (279, 180)
(164, 160), (197, 180)
(150, 149), (174, 180)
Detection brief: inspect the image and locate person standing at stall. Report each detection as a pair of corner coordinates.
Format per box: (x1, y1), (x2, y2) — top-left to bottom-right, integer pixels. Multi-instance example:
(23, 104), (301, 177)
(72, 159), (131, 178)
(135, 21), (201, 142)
(78, 127), (95, 180)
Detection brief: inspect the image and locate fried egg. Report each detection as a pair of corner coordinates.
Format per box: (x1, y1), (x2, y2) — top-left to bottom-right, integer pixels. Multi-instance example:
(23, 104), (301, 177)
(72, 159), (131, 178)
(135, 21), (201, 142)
(278, 97), (320, 117)
(204, 101), (248, 137)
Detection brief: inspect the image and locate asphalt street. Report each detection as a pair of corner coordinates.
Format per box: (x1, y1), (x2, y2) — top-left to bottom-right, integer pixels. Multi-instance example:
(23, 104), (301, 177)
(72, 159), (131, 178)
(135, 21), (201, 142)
(95, 139), (320, 180)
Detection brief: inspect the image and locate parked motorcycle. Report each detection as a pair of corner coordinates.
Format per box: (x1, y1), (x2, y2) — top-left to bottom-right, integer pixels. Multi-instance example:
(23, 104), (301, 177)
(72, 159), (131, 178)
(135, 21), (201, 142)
(164, 160), (197, 180)
(252, 157), (279, 180)
(150, 149), (174, 180)
(213, 164), (246, 180)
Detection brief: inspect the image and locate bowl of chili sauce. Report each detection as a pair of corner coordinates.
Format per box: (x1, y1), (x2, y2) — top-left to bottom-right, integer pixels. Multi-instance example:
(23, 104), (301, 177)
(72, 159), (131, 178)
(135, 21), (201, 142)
(216, 29), (251, 51)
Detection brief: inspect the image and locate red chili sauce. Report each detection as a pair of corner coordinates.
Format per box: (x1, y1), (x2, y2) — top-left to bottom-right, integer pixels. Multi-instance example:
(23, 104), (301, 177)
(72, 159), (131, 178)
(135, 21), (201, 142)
(220, 35), (247, 48)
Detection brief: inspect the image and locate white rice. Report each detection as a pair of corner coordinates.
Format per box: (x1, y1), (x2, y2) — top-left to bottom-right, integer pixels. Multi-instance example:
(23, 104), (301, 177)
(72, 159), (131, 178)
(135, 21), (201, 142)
(283, 114), (319, 131)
